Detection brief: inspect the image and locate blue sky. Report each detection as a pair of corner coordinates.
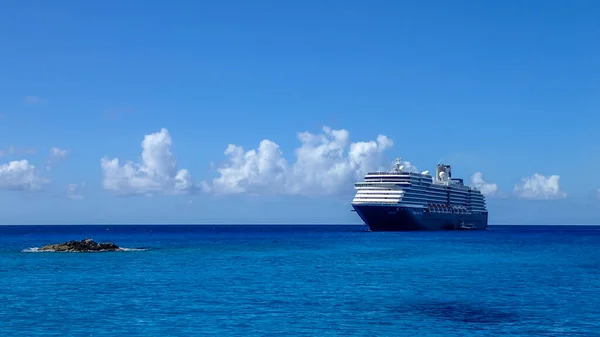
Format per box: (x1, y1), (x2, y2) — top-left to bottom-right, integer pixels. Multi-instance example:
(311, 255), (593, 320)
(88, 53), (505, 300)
(1, 0), (599, 224)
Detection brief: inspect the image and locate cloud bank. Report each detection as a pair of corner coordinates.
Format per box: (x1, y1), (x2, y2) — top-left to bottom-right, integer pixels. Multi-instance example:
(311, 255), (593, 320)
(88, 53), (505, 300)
(514, 173), (567, 199)
(205, 126), (393, 196)
(0, 125), (559, 203)
(100, 128), (194, 196)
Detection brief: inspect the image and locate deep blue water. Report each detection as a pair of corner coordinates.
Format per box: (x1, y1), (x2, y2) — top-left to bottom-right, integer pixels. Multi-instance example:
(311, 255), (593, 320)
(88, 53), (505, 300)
(1, 224), (599, 336)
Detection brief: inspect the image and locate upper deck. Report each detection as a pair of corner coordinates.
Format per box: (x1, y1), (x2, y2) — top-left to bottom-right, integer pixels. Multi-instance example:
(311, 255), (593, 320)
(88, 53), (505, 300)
(356, 158), (485, 194)
(352, 159), (487, 213)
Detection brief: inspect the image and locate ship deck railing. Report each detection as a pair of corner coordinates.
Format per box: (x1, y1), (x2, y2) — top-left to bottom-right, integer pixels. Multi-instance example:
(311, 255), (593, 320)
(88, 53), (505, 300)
(366, 171), (430, 176)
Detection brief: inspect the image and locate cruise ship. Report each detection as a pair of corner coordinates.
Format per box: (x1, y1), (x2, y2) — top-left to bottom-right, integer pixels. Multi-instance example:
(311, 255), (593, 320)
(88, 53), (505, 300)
(351, 158), (488, 231)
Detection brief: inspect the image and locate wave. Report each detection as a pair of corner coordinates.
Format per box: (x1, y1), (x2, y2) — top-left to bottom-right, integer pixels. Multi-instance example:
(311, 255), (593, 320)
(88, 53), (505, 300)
(22, 247), (40, 253)
(118, 247), (148, 252)
(21, 247), (149, 253)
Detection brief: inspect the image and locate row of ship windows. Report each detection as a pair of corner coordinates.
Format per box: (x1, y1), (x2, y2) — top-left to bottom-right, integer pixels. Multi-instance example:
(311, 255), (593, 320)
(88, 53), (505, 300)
(395, 186), (483, 198)
(411, 185), (482, 195)
(363, 175), (471, 181)
(354, 203), (487, 211)
(363, 178), (479, 191)
(403, 199), (485, 208)
(365, 175), (436, 182)
(364, 177), (412, 181)
(352, 200), (487, 213)
(355, 193), (485, 204)
(356, 187), (484, 198)
(353, 196), (487, 207)
(354, 197), (485, 206)
(365, 173), (420, 176)
(356, 187), (485, 198)
(356, 193), (444, 200)
(358, 182), (484, 195)
(353, 195), (485, 203)
(364, 175), (465, 184)
(424, 207), (475, 214)
(354, 194), (485, 205)
(355, 191), (485, 201)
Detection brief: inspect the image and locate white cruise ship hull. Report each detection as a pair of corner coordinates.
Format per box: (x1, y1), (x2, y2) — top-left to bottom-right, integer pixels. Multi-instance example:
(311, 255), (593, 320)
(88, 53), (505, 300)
(352, 204), (488, 231)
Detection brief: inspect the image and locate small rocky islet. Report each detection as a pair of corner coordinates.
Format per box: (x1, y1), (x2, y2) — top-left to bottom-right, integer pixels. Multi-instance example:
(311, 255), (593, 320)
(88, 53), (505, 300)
(38, 238), (122, 252)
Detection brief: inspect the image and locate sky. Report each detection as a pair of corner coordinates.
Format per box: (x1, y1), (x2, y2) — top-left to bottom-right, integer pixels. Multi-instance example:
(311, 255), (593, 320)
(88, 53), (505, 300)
(1, 0), (599, 225)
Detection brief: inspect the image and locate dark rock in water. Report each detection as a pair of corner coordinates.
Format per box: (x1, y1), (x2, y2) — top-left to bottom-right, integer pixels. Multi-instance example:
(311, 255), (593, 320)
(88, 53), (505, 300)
(38, 238), (121, 252)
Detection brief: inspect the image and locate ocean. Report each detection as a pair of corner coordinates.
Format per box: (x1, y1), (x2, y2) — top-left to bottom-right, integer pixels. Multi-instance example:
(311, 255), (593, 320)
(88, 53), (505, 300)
(1, 224), (599, 336)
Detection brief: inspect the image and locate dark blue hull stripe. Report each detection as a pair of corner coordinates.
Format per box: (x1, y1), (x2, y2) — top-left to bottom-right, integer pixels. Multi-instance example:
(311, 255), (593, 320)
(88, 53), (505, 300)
(352, 205), (488, 231)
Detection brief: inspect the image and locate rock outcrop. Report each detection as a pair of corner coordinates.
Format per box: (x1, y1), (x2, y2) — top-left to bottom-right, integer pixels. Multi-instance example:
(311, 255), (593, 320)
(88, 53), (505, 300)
(38, 238), (121, 252)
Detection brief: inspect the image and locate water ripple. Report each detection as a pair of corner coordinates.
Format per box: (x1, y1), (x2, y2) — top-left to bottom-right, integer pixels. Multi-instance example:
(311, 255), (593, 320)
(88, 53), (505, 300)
(0, 225), (599, 336)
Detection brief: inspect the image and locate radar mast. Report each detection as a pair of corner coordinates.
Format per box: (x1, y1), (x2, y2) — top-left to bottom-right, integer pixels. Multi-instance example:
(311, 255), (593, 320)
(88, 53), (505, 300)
(392, 158), (403, 172)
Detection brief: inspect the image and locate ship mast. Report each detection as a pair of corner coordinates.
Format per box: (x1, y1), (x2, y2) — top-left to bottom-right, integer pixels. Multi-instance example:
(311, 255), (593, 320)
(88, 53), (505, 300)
(392, 157), (403, 172)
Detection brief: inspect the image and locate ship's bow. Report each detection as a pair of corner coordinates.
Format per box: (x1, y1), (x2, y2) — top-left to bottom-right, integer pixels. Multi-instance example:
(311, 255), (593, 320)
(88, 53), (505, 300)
(352, 204), (426, 231)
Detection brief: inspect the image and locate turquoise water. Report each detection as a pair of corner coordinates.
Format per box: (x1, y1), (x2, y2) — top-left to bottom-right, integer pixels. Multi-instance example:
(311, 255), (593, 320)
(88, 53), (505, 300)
(1, 225), (599, 336)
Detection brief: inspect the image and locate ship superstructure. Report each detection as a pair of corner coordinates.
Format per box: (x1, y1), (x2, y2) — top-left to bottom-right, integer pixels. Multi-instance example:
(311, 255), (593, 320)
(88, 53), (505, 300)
(351, 158), (488, 231)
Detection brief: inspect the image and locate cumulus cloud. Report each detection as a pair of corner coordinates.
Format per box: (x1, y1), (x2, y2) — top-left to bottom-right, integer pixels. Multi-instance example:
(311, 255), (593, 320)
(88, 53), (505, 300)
(0, 160), (48, 191)
(206, 126), (394, 196)
(211, 140), (288, 195)
(470, 172), (498, 196)
(514, 173), (567, 199)
(400, 160), (419, 173)
(100, 128), (194, 196)
(67, 182), (85, 200)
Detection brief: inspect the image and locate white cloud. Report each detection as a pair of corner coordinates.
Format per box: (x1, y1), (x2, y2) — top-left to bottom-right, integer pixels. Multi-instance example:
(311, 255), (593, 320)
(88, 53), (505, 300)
(50, 147), (69, 159)
(470, 172), (498, 196)
(400, 160), (419, 173)
(0, 160), (48, 191)
(100, 128), (194, 196)
(67, 182), (85, 199)
(24, 96), (41, 104)
(514, 173), (567, 199)
(206, 126), (394, 196)
(212, 140), (288, 194)
(46, 147), (70, 170)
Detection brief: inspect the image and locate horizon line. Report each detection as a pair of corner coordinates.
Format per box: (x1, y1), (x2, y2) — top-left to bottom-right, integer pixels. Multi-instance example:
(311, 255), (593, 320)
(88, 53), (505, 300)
(1, 223), (600, 226)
